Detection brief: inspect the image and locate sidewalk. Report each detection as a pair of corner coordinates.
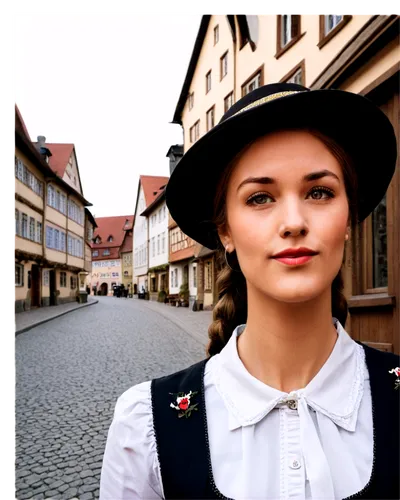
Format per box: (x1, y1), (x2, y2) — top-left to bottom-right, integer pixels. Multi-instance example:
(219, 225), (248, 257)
(139, 298), (213, 347)
(15, 296), (99, 335)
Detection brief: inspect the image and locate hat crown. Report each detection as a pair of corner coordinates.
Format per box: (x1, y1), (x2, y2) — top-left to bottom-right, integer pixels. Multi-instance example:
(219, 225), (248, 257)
(220, 82), (309, 124)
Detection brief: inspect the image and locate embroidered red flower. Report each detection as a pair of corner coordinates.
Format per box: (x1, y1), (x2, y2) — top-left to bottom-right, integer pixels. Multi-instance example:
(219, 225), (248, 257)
(178, 398), (189, 410)
(170, 390), (199, 418)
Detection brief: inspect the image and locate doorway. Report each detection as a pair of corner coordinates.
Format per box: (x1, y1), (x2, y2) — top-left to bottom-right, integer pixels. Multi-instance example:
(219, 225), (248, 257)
(30, 264), (41, 308)
(100, 282), (108, 296)
(49, 270), (56, 306)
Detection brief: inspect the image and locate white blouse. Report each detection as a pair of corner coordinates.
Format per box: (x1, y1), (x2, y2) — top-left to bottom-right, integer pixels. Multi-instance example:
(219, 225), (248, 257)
(100, 317), (373, 500)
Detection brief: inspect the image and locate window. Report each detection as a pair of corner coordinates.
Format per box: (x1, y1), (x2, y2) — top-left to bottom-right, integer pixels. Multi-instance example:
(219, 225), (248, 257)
(67, 234), (72, 255)
(28, 217), (35, 241)
(22, 214), (28, 238)
(281, 61), (305, 86)
(36, 222), (42, 244)
(325, 15), (343, 34)
(242, 70), (262, 96)
(224, 92), (234, 113)
(93, 250), (98, 257)
(206, 107), (215, 132)
(214, 25), (219, 45)
(47, 185), (56, 208)
(70, 276), (77, 289)
(60, 193), (66, 214)
(43, 270), (49, 287)
(108, 236), (113, 242)
(157, 235), (160, 255)
(103, 249), (110, 256)
(287, 67), (302, 85)
(46, 226), (53, 248)
(54, 229), (60, 250)
(61, 232), (66, 252)
(55, 190), (60, 211)
(16, 158), (23, 181)
(60, 272), (67, 288)
(163, 206), (166, 219)
(190, 121), (200, 143)
(162, 232), (165, 253)
(152, 237), (155, 257)
(361, 195), (388, 292)
(279, 15), (300, 49)
(174, 268), (178, 288)
(206, 71), (212, 94)
(188, 92), (194, 110)
(22, 164), (28, 184)
(205, 261), (212, 291)
(15, 264), (24, 286)
(318, 16), (351, 48)
(15, 209), (20, 236)
(220, 52), (228, 79)
(193, 265), (197, 288)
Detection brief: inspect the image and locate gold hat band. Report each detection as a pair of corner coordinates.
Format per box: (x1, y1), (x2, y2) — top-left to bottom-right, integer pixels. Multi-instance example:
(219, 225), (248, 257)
(232, 90), (302, 117)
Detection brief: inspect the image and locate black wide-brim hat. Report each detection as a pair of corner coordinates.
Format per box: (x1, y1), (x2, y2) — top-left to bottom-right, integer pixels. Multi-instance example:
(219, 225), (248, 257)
(166, 83), (397, 250)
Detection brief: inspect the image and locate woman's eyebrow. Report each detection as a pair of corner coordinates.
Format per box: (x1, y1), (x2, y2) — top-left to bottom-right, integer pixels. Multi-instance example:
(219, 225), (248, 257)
(236, 169), (340, 192)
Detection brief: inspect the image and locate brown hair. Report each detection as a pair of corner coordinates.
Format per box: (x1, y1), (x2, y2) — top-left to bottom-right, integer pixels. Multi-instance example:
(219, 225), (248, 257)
(206, 128), (359, 358)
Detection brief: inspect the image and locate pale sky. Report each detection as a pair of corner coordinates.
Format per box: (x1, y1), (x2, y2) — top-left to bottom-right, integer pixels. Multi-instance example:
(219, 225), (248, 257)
(14, 12), (202, 218)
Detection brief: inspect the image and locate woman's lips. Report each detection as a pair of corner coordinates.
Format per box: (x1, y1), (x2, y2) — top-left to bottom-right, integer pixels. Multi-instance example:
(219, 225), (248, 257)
(272, 255), (316, 266)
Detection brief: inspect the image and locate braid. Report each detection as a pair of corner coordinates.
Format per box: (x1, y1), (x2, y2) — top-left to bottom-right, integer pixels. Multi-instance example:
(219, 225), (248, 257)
(206, 251), (247, 357)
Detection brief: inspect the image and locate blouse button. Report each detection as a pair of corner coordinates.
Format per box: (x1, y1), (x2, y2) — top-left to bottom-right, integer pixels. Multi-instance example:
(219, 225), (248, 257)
(289, 457), (301, 469)
(287, 399), (298, 410)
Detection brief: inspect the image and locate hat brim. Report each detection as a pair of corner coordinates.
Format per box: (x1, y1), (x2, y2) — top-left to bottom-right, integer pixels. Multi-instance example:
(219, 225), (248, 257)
(166, 89), (397, 250)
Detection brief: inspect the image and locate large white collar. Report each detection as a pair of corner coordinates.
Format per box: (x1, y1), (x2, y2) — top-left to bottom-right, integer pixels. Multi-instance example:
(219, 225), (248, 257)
(212, 317), (365, 433)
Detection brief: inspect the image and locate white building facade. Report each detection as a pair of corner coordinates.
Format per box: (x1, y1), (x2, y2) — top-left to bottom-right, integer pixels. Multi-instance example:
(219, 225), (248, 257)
(133, 184), (148, 292)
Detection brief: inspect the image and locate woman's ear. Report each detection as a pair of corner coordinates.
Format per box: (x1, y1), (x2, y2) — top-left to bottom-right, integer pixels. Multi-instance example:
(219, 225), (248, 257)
(217, 225), (232, 251)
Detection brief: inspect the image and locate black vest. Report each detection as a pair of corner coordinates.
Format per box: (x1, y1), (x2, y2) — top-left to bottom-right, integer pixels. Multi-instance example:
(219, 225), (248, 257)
(151, 343), (400, 499)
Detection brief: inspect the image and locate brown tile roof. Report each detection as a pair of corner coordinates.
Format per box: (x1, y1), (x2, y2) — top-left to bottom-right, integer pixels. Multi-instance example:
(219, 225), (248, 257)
(120, 231), (133, 253)
(140, 175), (169, 207)
(92, 215), (134, 251)
(45, 143), (74, 177)
(169, 246), (196, 263)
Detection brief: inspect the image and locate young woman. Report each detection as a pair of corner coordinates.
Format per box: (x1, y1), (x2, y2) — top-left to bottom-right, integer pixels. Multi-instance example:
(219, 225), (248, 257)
(100, 83), (399, 499)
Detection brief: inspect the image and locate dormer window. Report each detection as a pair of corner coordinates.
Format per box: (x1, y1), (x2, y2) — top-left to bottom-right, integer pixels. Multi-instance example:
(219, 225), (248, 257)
(108, 235), (113, 242)
(95, 236), (101, 244)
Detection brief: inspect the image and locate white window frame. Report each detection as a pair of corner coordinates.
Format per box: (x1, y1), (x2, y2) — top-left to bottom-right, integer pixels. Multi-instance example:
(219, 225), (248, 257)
(286, 67), (303, 85)
(15, 209), (20, 236)
(224, 92), (234, 114)
(15, 264), (24, 287)
(36, 222), (42, 244)
(243, 71), (262, 96)
(29, 217), (35, 241)
(206, 71), (212, 93)
(60, 271), (67, 288)
(22, 214), (28, 238)
(324, 15), (343, 35)
(221, 52), (228, 79)
(43, 270), (49, 287)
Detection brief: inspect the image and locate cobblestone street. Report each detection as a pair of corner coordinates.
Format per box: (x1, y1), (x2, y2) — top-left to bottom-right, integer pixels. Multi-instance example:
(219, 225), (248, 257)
(15, 297), (212, 500)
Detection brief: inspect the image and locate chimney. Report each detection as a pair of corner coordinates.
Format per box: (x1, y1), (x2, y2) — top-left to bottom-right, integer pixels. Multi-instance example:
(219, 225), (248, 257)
(166, 144), (184, 175)
(36, 136), (52, 163)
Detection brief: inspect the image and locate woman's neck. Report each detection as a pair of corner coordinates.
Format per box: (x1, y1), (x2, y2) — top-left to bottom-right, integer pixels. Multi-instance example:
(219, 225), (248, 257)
(237, 287), (339, 393)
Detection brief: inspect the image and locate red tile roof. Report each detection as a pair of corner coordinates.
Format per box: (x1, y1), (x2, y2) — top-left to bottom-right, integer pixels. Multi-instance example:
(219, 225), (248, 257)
(45, 143), (74, 177)
(92, 215), (134, 254)
(120, 231), (133, 253)
(140, 175), (169, 207)
(169, 245), (196, 263)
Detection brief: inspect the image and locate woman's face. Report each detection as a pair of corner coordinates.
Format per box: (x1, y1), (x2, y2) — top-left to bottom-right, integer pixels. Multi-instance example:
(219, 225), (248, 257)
(220, 129), (350, 304)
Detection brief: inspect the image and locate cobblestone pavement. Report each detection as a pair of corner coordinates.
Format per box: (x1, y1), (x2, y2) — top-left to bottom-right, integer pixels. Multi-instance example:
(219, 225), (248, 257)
(16, 297), (212, 500)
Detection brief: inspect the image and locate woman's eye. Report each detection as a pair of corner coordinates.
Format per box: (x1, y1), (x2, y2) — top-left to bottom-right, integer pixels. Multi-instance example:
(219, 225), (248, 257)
(308, 187), (335, 200)
(246, 187), (335, 206)
(246, 193), (272, 205)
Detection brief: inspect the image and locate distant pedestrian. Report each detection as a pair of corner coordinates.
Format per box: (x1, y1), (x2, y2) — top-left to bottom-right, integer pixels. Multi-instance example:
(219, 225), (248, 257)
(100, 83), (399, 498)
